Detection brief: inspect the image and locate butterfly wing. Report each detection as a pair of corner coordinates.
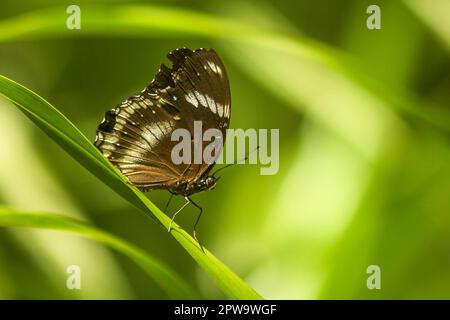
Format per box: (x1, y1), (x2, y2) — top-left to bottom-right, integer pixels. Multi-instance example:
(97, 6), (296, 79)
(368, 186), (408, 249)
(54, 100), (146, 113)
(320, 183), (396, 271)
(94, 48), (231, 191)
(95, 94), (189, 189)
(166, 48), (231, 133)
(156, 48), (231, 182)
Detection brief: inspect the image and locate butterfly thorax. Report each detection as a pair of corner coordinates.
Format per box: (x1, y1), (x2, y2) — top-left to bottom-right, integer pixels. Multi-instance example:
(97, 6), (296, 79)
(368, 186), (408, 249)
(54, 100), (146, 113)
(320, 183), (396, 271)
(170, 176), (216, 196)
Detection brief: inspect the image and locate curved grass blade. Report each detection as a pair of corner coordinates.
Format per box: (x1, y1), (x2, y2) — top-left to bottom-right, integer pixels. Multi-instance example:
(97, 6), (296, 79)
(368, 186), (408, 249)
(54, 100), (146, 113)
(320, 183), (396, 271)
(0, 75), (263, 300)
(0, 207), (196, 299)
(405, 0), (450, 50)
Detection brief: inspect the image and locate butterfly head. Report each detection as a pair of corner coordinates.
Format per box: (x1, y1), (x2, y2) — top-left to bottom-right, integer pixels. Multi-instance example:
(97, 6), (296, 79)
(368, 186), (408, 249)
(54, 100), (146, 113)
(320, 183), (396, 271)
(203, 176), (217, 191)
(195, 176), (217, 192)
(169, 176), (217, 196)
(181, 176), (216, 195)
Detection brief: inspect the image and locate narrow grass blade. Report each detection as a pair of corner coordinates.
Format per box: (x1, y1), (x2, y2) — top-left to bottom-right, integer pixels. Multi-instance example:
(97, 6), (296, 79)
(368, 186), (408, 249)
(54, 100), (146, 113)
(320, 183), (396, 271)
(0, 207), (196, 299)
(405, 0), (450, 50)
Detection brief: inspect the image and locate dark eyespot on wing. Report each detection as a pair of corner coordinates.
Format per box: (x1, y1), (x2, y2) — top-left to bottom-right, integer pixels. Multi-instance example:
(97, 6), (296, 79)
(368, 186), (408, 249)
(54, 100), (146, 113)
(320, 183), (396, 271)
(167, 48), (194, 70)
(152, 64), (175, 89)
(98, 110), (116, 133)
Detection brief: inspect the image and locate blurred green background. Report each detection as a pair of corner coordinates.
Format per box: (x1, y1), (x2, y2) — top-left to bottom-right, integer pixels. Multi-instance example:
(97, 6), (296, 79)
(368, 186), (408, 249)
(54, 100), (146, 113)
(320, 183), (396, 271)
(0, 0), (450, 299)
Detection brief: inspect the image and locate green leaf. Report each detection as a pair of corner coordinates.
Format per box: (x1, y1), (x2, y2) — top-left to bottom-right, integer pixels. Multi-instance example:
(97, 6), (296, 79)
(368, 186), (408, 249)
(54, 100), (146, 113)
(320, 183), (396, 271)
(0, 207), (196, 299)
(406, 0), (450, 50)
(0, 75), (262, 300)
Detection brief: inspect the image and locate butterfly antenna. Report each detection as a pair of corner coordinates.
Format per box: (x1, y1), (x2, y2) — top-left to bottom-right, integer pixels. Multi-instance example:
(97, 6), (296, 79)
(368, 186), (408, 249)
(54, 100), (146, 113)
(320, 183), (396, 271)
(211, 145), (260, 178)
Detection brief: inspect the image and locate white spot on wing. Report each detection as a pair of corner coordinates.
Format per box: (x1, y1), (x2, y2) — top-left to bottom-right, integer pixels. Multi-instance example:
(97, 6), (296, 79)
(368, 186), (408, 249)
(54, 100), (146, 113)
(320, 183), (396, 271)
(216, 102), (224, 118)
(106, 136), (119, 144)
(194, 91), (207, 107)
(205, 94), (219, 115)
(207, 61), (221, 75)
(223, 103), (230, 118)
(185, 92), (198, 108)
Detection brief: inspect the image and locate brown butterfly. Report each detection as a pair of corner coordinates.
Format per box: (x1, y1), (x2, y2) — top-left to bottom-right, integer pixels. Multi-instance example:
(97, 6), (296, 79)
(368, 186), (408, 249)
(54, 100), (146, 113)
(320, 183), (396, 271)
(94, 48), (231, 240)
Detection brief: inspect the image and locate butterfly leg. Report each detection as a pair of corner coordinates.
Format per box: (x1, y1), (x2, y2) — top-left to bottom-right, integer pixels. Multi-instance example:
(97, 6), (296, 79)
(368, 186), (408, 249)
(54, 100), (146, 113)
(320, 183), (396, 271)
(167, 197), (190, 233)
(164, 193), (174, 213)
(188, 197), (203, 243)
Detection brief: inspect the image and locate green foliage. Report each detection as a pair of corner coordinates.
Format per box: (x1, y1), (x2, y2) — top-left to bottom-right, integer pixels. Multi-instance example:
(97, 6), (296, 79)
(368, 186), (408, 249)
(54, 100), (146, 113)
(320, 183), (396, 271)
(0, 0), (449, 299)
(0, 207), (196, 299)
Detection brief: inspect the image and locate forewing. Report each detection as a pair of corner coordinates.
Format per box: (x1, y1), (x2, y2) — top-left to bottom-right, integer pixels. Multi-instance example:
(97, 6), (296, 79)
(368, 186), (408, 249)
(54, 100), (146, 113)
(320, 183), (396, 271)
(151, 48), (231, 181)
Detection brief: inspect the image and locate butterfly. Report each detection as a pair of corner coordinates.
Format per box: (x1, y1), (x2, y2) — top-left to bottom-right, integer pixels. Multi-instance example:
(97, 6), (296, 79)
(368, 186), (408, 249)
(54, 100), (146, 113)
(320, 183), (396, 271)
(94, 48), (231, 240)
